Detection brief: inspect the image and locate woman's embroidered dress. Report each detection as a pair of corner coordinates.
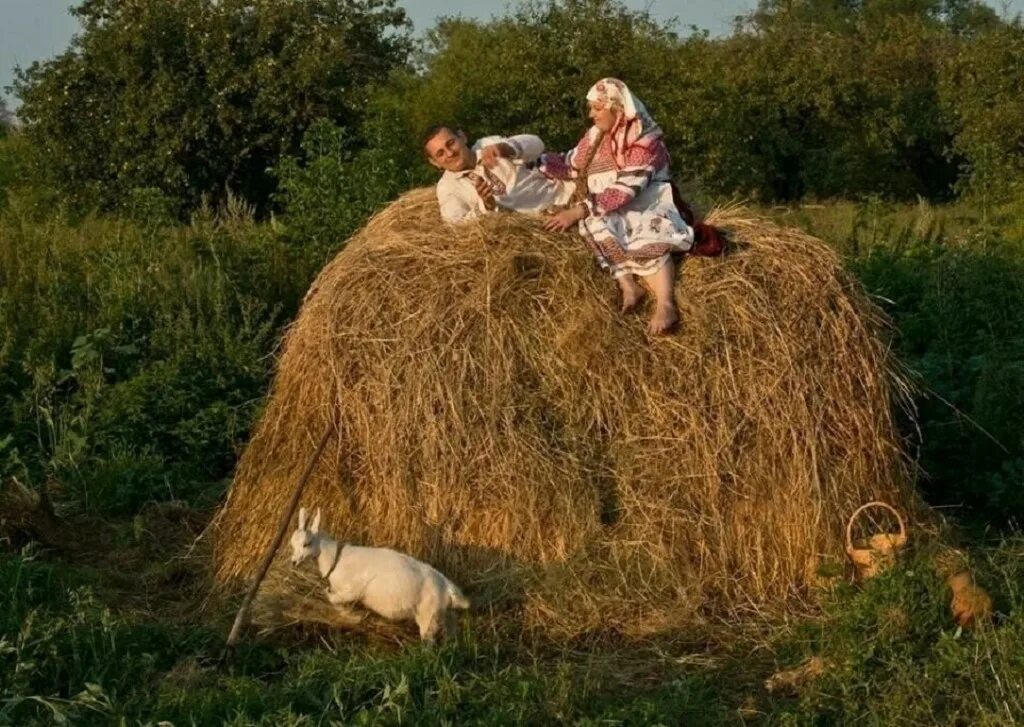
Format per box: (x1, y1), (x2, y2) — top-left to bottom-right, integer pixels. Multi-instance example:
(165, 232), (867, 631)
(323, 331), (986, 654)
(541, 79), (693, 278)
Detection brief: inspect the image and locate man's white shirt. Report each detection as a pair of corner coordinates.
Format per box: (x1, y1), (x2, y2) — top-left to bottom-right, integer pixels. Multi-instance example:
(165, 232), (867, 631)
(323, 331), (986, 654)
(436, 134), (574, 223)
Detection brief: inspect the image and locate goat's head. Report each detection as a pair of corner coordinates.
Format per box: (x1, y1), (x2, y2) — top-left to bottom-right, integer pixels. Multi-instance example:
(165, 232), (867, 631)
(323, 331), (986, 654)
(289, 506), (322, 566)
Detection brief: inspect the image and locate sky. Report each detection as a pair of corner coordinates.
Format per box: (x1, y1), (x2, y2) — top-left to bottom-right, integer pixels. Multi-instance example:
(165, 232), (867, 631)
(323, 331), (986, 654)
(2, 0), (1022, 108)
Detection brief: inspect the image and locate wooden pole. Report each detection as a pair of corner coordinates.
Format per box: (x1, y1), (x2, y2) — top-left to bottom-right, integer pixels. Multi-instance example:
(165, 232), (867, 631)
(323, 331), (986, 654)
(224, 422), (335, 650)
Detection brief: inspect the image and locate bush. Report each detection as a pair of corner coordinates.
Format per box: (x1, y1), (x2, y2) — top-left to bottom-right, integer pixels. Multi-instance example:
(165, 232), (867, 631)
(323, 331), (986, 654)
(271, 114), (432, 256)
(0, 134), (32, 212)
(0, 204), (319, 513)
(773, 198), (1024, 523)
(388, 0), (1005, 202)
(854, 236), (1024, 523)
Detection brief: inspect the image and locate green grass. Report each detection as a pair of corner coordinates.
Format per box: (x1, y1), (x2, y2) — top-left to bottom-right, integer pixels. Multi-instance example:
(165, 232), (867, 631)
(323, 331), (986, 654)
(3, 530), (1024, 725)
(0, 543), (740, 726)
(2, 183), (1024, 723)
(770, 543), (1024, 725)
(0, 189), (326, 515)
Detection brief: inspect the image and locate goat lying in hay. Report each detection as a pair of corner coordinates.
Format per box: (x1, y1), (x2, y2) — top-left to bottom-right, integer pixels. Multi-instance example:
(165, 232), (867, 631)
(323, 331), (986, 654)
(288, 507), (469, 642)
(214, 189), (929, 638)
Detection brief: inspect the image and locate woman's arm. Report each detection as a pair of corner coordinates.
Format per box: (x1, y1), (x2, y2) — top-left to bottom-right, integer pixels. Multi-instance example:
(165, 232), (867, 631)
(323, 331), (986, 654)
(539, 132), (594, 181)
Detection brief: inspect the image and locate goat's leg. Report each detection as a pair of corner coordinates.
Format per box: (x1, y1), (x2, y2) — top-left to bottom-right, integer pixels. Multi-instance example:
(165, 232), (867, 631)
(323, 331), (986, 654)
(326, 580), (360, 606)
(415, 582), (444, 642)
(416, 608), (443, 643)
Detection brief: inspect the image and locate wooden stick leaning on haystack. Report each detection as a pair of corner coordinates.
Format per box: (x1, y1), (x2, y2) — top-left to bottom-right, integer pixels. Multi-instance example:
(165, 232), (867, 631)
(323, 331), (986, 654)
(224, 423), (334, 649)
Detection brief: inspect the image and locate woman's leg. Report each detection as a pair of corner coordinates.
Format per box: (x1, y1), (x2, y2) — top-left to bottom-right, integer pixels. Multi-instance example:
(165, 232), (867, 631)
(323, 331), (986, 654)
(616, 272), (645, 313)
(642, 256), (678, 335)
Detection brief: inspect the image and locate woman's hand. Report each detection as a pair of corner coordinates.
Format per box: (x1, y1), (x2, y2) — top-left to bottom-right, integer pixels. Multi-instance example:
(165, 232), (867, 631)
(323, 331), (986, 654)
(543, 204), (587, 232)
(479, 142), (514, 169)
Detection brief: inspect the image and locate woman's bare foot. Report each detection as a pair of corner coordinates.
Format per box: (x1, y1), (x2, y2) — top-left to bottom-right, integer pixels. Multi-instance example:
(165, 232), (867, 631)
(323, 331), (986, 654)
(643, 257), (678, 335)
(618, 275), (645, 313)
(647, 302), (679, 335)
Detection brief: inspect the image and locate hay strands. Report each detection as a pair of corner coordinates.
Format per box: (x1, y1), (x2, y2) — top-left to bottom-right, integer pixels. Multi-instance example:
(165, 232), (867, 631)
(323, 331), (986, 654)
(223, 422), (335, 653)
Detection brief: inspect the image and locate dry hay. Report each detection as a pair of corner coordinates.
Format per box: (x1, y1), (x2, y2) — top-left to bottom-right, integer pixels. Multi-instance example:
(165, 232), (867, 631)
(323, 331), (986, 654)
(213, 188), (926, 638)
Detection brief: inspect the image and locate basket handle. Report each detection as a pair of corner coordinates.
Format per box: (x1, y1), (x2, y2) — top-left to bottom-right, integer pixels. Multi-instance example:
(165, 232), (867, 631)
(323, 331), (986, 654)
(845, 500), (907, 553)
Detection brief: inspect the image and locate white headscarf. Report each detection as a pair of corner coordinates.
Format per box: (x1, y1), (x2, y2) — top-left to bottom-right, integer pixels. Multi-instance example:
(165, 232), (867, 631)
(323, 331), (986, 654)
(585, 78), (663, 167)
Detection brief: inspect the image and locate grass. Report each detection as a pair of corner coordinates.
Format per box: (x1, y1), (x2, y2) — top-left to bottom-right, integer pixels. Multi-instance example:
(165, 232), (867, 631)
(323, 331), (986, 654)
(3, 510), (1024, 725)
(2, 186), (1024, 724)
(0, 528), (739, 725)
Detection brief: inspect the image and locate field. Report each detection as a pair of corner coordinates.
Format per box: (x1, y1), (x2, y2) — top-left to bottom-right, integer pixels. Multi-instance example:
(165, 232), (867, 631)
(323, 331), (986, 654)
(2, 191), (1024, 725)
(3, 1), (1024, 723)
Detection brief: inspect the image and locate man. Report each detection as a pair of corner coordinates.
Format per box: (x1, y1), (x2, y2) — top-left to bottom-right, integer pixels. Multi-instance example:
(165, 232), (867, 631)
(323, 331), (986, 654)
(423, 125), (574, 224)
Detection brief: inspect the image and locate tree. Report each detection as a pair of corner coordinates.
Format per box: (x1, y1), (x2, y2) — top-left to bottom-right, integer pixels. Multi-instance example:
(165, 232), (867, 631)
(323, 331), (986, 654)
(388, 0), (1007, 203)
(939, 21), (1024, 199)
(399, 0), (681, 159)
(690, 0), (1006, 200)
(13, 0), (411, 214)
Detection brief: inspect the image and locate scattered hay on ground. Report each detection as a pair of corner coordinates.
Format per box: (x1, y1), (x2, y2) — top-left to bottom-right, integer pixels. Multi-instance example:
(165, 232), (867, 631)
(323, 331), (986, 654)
(213, 188), (926, 638)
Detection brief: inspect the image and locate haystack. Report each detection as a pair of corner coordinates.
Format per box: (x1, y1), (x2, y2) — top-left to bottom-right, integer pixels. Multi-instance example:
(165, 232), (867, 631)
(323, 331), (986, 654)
(213, 188), (924, 637)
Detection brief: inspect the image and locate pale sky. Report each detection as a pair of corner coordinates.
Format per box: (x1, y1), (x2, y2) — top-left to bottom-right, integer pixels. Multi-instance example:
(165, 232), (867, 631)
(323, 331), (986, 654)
(2, 0), (1022, 109)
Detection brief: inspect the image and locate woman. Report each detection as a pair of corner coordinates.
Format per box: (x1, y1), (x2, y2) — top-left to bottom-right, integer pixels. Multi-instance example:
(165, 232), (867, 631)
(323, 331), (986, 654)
(542, 78), (693, 335)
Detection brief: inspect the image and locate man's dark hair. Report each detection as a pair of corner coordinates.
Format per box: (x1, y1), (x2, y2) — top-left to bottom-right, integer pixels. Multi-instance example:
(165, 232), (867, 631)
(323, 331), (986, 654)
(421, 124), (462, 150)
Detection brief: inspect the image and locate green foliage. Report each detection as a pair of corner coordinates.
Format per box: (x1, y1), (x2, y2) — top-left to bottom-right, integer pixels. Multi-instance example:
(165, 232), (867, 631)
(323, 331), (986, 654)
(13, 0), (411, 215)
(0, 549), (734, 725)
(0, 134), (32, 213)
(271, 111), (432, 256)
(5, 536), (1024, 724)
(404, 1), (680, 156)
(9, 0), (1024, 210)
(679, 0), (1004, 200)
(4, 3), (1024, 715)
(855, 237), (1024, 523)
(390, 0), (1012, 202)
(0, 201), (322, 514)
(773, 544), (1024, 724)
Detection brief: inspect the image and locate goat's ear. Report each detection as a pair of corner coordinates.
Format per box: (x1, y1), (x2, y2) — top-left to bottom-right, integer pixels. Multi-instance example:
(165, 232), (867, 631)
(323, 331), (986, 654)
(311, 508), (321, 534)
(298, 507), (307, 530)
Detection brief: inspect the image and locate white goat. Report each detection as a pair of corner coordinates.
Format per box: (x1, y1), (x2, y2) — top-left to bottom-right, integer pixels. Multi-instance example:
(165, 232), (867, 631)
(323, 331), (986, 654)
(288, 507), (470, 641)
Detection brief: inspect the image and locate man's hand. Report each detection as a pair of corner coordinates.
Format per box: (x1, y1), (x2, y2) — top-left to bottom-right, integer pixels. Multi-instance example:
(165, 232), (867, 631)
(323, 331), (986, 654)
(543, 204), (587, 232)
(479, 142), (514, 169)
(472, 176), (495, 208)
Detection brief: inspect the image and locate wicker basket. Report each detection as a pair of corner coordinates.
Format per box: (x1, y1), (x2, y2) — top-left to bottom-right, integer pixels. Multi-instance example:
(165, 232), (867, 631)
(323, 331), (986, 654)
(845, 501), (907, 581)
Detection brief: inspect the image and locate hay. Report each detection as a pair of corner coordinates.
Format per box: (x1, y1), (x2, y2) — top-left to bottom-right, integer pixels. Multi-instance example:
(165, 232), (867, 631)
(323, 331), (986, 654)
(213, 188), (925, 637)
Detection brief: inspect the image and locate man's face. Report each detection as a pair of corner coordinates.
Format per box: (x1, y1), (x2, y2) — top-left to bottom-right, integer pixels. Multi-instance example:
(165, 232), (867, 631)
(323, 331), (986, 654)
(425, 128), (476, 172)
